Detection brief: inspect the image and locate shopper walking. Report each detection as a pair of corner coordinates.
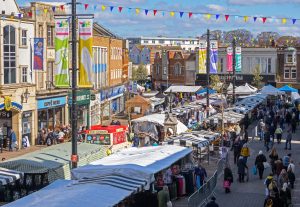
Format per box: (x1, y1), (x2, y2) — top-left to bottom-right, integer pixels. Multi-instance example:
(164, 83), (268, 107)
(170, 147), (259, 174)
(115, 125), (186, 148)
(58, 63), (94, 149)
(157, 186), (171, 207)
(237, 156), (248, 183)
(269, 147), (279, 175)
(232, 138), (242, 165)
(206, 196), (219, 207)
(279, 183), (292, 207)
(255, 150), (267, 179)
(240, 143), (250, 164)
(275, 126), (283, 144)
(284, 130), (292, 150)
(223, 166), (233, 193)
(287, 167), (295, 189)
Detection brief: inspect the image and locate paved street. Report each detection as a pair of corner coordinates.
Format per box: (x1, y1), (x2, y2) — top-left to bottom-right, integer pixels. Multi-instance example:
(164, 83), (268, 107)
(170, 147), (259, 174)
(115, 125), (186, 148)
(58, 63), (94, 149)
(0, 145), (46, 161)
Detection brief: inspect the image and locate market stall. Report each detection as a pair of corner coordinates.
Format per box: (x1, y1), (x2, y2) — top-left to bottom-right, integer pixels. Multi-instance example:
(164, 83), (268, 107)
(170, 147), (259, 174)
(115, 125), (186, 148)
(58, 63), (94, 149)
(0, 168), (24, 202)
(260, 84), (284, 96)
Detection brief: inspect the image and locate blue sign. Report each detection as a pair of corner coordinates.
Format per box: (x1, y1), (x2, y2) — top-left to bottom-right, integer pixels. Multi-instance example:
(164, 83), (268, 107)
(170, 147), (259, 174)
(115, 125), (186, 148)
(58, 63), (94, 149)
(37, 96), (66, 110)
(100, 86), (125, 101)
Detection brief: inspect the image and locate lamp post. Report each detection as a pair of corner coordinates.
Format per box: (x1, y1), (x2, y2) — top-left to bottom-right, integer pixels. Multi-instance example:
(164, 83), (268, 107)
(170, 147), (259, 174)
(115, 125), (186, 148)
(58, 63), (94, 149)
(206, 29), (210, 118)
(232, 39), (236, 104)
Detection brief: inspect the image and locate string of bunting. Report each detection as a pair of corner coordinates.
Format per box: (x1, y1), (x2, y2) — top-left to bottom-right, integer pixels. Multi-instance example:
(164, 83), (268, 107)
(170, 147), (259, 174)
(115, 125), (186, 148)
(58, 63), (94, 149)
(3, 2), (299, 25)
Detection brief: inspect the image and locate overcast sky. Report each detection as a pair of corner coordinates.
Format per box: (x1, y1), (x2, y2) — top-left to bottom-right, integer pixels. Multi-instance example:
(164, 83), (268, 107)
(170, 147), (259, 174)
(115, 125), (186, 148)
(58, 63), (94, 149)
(16, 0), (300, 38)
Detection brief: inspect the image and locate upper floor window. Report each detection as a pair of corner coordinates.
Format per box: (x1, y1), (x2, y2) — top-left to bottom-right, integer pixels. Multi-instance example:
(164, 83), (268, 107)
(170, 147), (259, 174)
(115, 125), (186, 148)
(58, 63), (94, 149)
(3, 25), (16, 84)
(47, 25), (54, 47)
(21, 66), (28, 83)
(21, 30), (27, 46)
(267, 58), (272, 73)
(152, 40), (155, 44)
(285, 53), (296, 64)
(174, 63), (181, 76)
(159, 40), (164, 44)
(156, 65), (160, 75)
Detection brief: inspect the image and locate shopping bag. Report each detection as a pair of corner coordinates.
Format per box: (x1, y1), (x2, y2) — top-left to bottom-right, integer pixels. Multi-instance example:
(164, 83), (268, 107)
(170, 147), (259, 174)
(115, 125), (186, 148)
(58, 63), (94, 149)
(252, 166), (257, 175)
(263, 162), (270, 169)
(223, 180), (230, 188)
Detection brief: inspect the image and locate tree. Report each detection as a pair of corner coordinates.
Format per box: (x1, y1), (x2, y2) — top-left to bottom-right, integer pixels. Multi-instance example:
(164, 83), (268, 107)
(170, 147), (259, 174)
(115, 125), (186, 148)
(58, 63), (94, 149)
(132, 64), (148, 83)
(210, 75), (221, 92)
(252, 65), (263, 88)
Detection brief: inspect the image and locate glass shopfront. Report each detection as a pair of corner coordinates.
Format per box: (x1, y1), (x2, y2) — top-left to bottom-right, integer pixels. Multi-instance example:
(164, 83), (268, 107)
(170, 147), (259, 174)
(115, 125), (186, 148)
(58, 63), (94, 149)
(100, 85), (125, 116)
(37, 96), (66, 131)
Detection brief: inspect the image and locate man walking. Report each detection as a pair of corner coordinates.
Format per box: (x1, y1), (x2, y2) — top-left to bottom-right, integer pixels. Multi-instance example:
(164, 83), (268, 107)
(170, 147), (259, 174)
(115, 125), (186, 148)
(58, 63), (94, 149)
(285, 130), (292, 150)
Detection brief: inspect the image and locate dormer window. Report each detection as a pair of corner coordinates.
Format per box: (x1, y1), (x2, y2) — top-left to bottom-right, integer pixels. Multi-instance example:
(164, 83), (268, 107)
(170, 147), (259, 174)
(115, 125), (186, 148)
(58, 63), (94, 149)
(285, 48), (296, 64)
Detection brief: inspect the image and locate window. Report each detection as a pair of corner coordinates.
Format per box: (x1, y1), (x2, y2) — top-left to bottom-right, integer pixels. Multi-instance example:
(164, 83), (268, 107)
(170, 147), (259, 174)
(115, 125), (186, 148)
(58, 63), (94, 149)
(3, 25), (16, 84)
(174, 63), (181, 76)
(156, 65), (160, 75)
(291, 68), (297, 79)
(159, 40), (164, 44)
(267, 58), (272, 73)
(47, 62), (54, 83)
(219, 58), (224, 72)
(47, 25), (54, 47)
(21, 30), (27, 46)
(38, 24), (43, 38)
(21, 66), (28, 82)
(286, 54), (293, 63)
(284, 68), (290, 79)
(144, 40), (149, 44)
(152, 40), (155, 44)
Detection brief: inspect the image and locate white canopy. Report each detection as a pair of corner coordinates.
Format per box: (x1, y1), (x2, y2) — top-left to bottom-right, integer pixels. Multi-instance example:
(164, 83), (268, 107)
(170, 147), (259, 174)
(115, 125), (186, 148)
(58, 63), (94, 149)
(260, 85), (284, 95)
(132, 113), (188, 134)
(72, 145), (192, 190)
(165, 85), (202, 93)
(228, 83), (257, 95)
(291, 92), (300, 102)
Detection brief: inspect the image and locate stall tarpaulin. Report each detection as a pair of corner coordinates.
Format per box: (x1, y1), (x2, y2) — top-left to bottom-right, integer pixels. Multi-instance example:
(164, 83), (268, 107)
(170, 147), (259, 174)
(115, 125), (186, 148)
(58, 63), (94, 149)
(54, 19), (70, 88)
(235, 47), (242, 72)
(78, 19), (93, 88)
(210, 41), (218, 74)
(198, 40), (207, 74)
(227, 47), (233, 72)
(33, 38), (44, 70)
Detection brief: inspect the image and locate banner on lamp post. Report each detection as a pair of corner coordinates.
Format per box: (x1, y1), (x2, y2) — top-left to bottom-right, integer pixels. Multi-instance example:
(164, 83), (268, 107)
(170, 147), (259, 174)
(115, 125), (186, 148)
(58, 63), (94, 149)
(198, 40), (207, 74)
(227, 47), (233, 72)
(235, 47), (242, 72)
(210, 41), (218, 74)
(54, 19), (70, 88)
(33, 38), (44, 70)
(78, 19), (93, 88)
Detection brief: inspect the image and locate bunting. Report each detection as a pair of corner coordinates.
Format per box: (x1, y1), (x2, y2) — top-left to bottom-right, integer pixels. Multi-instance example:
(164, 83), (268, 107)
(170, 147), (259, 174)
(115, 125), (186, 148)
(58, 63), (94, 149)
(262, 17), (267, 23)
(170, 11), (175, 17)
(118, 7), (123, 12)
(110, 6), (114, 12)
(153, 10), (157, 16)
(145, 9), (149, 15)
(292, 19), (297, 24)
(180, 12), (184, 18)
(102, 5), (106, 11)
(225, 15), (229, 21)
(84, 4), (88, 10)
(244, 16), (248, 22)
(188, 12), (193, 18)
(206, 14), (211, 20)
(135, 8), (140, 15)
(282, 18), (287, 24)
(216, 14), (220, 20)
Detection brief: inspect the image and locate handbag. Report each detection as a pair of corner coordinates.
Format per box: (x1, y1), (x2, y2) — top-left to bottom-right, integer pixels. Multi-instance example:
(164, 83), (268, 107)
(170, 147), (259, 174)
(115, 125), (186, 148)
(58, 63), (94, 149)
(223, 180), (230, 188)
(252, 166), (257, 175)
(263, 162), (270, 169)
(167, 201), (173, 207)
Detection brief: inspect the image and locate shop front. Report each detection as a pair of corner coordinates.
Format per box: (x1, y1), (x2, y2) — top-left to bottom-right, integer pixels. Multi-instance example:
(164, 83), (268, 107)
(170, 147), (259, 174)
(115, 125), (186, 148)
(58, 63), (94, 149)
(90, 93), (101, 126)
(37, 96), (66, 131)
(100, 85), (125, 116)
(68, 90), (91, 129)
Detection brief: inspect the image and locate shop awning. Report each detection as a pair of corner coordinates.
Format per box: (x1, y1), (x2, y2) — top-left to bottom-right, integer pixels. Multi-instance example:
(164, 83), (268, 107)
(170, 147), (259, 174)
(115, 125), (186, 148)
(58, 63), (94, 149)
(206, 111), (245, 124)
(165, 85), (202, 93)
(167, 134), (209, 148)
(0, 167), (23, 186)
(279, 85), (298, 92)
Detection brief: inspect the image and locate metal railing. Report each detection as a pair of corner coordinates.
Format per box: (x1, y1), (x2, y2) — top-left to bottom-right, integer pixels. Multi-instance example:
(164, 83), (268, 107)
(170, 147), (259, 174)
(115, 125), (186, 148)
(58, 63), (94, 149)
(188, 159), (224, 207)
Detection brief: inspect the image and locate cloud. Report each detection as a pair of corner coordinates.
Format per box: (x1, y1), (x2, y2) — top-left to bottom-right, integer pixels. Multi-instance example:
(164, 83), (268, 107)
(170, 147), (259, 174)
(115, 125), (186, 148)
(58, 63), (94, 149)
(206, 4), (227, 12)
(228, 0), (300, 5)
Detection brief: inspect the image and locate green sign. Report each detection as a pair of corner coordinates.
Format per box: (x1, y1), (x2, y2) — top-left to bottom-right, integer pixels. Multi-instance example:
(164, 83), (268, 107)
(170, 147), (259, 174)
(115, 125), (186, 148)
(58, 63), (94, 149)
(68, 90), (91, 106)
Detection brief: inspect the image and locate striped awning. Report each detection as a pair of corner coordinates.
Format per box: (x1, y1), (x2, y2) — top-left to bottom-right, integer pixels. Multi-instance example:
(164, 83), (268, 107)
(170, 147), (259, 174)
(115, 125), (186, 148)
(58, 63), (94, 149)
(0, 167), (24, 186)
(71, 174), (147, 193)
(167, 134), (210, 148)
(182, 130), (220, 142)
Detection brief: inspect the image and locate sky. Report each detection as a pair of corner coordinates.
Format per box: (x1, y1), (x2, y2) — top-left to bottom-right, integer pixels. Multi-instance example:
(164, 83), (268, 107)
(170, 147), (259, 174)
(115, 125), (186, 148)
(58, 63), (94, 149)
(16, 0), (300, 38)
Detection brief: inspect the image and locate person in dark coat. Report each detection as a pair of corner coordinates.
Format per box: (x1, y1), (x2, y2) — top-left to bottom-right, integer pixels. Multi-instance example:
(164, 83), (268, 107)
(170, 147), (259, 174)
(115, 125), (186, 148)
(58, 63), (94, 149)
(206, 196), (219, 207)
(287, 167), (295, 189)
(269, 147), (279, 175)
(255, 150), (267, 179)
(279, 183), (292, 207)
(232, 138), (242, 164)
(224, 166), (233, 193)
(237, 156), (248, 183)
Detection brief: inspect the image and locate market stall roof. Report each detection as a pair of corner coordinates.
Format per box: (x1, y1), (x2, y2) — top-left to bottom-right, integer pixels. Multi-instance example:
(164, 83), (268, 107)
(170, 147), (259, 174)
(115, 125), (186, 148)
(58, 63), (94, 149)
(260, 84), (285, 95)
(196, 88), (216, 95)
(206, 110), (245, 124)
(0, 167), (23, 186)
(71, 145), (192, 190)
(227, 83), (257, 95)
(291, 92), (300, 102)
(166, 134), (210, 148)
(0, 143), (106, 182)
(232, 93), (267, 114)
(187, 130), (220, 142)
(149, 97), (165, 107)
(4, 179), (135, 207)
(165, 85), (202, 93)
(131, 113), (188, 134)
(278, 85), (298, 92)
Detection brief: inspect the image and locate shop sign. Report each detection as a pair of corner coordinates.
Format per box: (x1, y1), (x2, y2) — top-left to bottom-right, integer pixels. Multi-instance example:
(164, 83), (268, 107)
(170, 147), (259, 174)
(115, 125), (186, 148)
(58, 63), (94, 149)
(68, 90), (90, 106)
(37, 96), (66, 110)
(4, 96), (12, 111)
(0, 110), (12, 119)
(22, 111), (32, 118)
(100, 86), (125, 101)
(89, 130), (108, 134)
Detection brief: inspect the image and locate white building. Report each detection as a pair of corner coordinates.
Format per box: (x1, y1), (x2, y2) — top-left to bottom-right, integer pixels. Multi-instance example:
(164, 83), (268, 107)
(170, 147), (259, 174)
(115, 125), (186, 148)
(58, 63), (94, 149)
(128, 36), (199, 51)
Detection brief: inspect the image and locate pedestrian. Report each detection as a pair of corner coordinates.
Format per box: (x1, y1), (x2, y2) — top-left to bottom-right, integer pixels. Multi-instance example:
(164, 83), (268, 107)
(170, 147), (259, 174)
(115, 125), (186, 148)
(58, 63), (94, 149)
(267, 179), (280, 207)
(284, 130), (292, 150)
(287, 167), (295, 189)
(223, 165), (233, 193)
(194, 163), (207, 189)
(264, 173), (274, 198)
(237, 156), (248, 183)
(291, 118), (297, 133)
(269, 147), (279, 175)
(232, 138), (241, 165)
(279, 183), (292, 207)
(8, 129), (17, 151)
(255, 150), (267, 179)
(264, 129), (271, 152)
(240, 143), (250, 164)
(283, 153), (291, 171)
(278, 169), (288, 189)
(288, 160), (295, 173)
(275, 126), (283, 144)
(259, 119), (265, 141)
(275, 159), (284, 177)
(0, 127), (3, 153)
(157, 185), (171, 207)
(206, 196), (219, 207)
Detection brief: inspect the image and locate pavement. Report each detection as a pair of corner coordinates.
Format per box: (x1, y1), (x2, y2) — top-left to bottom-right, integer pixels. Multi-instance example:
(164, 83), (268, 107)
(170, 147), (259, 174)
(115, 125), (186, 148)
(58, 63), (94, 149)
(0, 145), (46, 161)
(214, 122), (300, 207)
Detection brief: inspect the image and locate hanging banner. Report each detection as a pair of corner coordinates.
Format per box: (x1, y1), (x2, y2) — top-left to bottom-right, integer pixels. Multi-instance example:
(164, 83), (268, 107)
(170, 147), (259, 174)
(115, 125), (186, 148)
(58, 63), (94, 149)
(227, 47), (233, 72)
(78, 18), (93, 88)
(33, 38), (44, 70)
(198, 41), (207, 74)
(54, 19), (70, 88)
(235, 47), (242, 72)
(210, 41), (218, 74)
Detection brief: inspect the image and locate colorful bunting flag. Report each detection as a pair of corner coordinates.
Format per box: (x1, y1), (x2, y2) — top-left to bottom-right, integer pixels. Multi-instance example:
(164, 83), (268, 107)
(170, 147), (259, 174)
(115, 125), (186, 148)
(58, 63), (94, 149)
(110, 6), (114, 12)
(225, 15), (229, 21)
(282, 18), (287, 24)
(253, 17), (257, 22)
(145, 9), (149, 15)
(102, 5), (106, 11)
(180, 12), (184, 18)
(135, 8), (140, 14)
(118, 7), (123, 12)
(93, 5), (97, 11)
(170, 11), (175, 17)
(188, 12), (193, 18)
(206, 14), (211, 20)
(128, 8), (132, 14)
(18, 13), (22, 19)
(28, 11), (32, 17)
(153, 10), (157, 16)
(292, 19), (297, 24)
(84, 4), (88, 10)
(244, 16), (248, 22)
(60, 5), (64, 10)
(44, 8), (48, 13)
(52, 6), (56, 12)
(216, 14), (220, 20)
(262, 17), (267, 23)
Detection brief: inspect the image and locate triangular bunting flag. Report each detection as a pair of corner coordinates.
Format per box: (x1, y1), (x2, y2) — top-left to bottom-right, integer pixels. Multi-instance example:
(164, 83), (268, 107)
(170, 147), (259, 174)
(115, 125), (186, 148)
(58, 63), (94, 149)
(216, 14), (220, 20)
(84, 4), (88, 10)
(188, 12), (193, 18)
(206, 14), (211, 20)
(292, 19), (297, 24)
(60, 5), (64, 10)
(162, 12), (165, 16)
(180, 12), (184, 18)
(262, 17), (267, 23)
(244, 16), (248, 22)
(153, 10), (157, 16)
(44, 8), (48, 13)
(28, 11), (32, 17)
(102, 5), (106, 11)
(145, 9), (148, 15)
(52, 6), (56, 12)
(118, 7), (123, 12)
(94, 5), (97, 11)
(170, 11), (175, 17)
(253, 17), (257, 22)
(225, 15), (229, 21)
(135, 8), (140, 14)
(128, 8), (132, 13)
(282, 18), (287, 24)
(110, 6), (114, 12)
(18, 13), (22, 19)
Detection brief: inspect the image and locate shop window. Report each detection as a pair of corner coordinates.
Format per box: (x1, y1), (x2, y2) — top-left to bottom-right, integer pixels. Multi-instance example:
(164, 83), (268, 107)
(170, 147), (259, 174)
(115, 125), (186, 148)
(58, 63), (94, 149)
(47, 25), (54, 47)
(3, 25), (16, 84)
(291, 69), (297, 79)
(267, 58), (272, 73)
(38, 24), (43, 38)
(21, 30), (27, 46)
(21, 66), (28, 83)
(131, 106), (141, 114)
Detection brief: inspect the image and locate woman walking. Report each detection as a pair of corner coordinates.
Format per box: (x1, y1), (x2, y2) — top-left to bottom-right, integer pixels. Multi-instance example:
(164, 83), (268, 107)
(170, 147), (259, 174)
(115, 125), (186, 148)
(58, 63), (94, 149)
(279, 183), (292, 207)
(237, 156), (248, 183)
(275, 126), (283, 144)
(224, 165), (233, 193)
(269, 147), (279, 175)
(255, 150), (267, 180)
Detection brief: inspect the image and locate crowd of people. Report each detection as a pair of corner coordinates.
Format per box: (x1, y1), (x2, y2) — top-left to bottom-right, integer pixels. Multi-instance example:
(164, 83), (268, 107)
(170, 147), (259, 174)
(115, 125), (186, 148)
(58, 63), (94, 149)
(37, 125), (71, 146)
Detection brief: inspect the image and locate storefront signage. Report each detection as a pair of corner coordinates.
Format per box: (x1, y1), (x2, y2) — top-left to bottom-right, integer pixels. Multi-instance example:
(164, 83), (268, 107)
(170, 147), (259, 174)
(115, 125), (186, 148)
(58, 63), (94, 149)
(4, 96), (12, 111)
(0, 110), (12, 119)
(22, 111), (32, 118)
(116, 128), (124, 132)
(68, 90), (90, 106)
(100, 86), (125, 101)
(37, 96), (66, 110)
(89, 130), (108, 134)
